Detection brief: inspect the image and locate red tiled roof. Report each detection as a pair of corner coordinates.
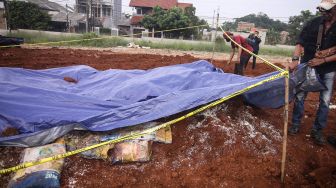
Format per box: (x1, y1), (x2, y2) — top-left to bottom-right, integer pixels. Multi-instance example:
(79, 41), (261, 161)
(130, 15), (144, 25)
(177, 2), (192, 9)
(129, 0), (178, 9)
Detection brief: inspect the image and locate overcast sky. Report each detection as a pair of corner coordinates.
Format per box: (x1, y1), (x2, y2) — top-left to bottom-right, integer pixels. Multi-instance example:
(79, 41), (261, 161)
(52, 0), (321, 23)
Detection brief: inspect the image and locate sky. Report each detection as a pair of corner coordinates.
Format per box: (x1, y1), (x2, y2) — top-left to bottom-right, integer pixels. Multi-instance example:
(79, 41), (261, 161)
(51, 0), (321, 24)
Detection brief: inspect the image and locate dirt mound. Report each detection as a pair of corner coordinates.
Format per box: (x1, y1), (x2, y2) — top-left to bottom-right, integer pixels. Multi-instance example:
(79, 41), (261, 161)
(0, 48), (336, 187)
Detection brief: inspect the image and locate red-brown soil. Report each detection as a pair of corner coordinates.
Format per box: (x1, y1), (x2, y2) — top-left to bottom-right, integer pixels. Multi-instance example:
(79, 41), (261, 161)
(0, 47), (335, 187)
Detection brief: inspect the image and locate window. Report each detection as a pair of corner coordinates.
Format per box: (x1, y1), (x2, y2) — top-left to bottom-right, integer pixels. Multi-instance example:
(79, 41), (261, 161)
(136, 8), (142, 15)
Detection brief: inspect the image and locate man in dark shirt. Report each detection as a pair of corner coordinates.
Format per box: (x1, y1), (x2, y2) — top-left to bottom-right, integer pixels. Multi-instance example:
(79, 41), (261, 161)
(288, 0), (336, 145)
(223, 32), (254, 75)
(247, 31), (262, 69)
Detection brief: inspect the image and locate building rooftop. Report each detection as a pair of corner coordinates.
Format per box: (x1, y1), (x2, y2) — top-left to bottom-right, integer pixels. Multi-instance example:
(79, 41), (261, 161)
(129, 0), (192, 10)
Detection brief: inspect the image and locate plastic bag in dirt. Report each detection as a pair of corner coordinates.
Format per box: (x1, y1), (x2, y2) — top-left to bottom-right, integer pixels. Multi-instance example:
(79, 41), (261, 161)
(111, 140), (152, 164)
(299, 67), (327, 92)
(8, 139), (65, 188)
(65, 133), (113, 160)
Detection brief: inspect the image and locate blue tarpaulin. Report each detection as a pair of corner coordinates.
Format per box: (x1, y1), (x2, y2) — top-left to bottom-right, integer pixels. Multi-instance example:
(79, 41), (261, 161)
(0, 60), (306, 147)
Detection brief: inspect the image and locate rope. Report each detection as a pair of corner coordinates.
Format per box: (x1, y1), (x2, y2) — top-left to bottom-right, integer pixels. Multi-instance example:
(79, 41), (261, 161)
(0, 24), (208, 48)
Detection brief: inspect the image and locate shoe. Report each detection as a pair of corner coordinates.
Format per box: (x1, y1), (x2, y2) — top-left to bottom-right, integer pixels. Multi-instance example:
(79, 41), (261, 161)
(310, 129), (326, 145)
(288, 125), (300, 135)
(327, 135), (336, 148)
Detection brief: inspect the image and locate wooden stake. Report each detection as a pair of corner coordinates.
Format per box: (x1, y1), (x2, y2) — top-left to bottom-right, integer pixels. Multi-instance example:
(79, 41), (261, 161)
(210, 9), (219, 64)
(281, 61), (290, 183)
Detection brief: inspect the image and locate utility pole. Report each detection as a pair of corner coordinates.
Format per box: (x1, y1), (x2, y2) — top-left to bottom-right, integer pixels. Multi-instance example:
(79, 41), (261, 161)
(212, 10), (215, 29)
(4, 0), (11, 32)
(91, 0), (94, 32)
(111, 0), (114, 30)
(66, 4), (69, 32)
(86, 0), (89, 33)
(211, 8), (219, 64)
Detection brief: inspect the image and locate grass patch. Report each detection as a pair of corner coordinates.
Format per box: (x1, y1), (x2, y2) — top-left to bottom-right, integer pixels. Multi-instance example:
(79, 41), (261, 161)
(259, 47), (292, 57)
(7, 31), (82, 44)
(134, 40), (231, 53)
(6, 31), (292, 57)
(6, 32), (129, 47)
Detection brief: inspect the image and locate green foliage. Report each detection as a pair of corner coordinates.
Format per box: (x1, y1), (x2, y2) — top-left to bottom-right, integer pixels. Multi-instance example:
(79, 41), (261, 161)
(237, 13), (288, 31)
(100, 28), (111, 35)
(141, 6), (209, 39)
(265, 28), (280, 45)
(7, 1), (51, 30)
(221, 12), (288, 32)
(259, 47), (292, 57)
(6, 31), (128, 47)
(221, 22), (237, 31)
(83, 32), (98, 39)
(135, 40), (230, 52)
(287, 10), (318, 45)
(72, 36), (129, 47)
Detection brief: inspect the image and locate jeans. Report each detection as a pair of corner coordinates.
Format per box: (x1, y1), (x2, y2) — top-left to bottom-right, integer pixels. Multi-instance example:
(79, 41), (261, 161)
(292, 71), (335, 130)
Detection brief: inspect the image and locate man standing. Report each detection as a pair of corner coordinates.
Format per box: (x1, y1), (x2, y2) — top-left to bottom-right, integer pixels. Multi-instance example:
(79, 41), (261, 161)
(247, 31), (262, 69)
(223, 32), (254, 75)
(288, 0), (336, 145)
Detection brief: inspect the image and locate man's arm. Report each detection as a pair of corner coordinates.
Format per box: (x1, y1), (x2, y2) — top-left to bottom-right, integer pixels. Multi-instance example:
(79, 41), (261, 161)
(255, 36), (261, 44)
(237, 47), (242, 62)
(315, 46), (336, 58)
(309, 53), (336, 67)
(228, 47), (236, 64)
(288, 44), (304, 70)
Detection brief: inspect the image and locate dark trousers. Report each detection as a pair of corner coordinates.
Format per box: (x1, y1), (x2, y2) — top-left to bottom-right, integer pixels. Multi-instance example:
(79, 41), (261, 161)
(244, 49), (258, 70)
(234, 54), (251, 75)
(252, 50), (259, 69)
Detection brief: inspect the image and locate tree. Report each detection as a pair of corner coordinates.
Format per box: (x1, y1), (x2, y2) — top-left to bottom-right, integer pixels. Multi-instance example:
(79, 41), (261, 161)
(221, 12), (288, 32)
(287, 10), (318, 45)
(141, 6), (209, 39)
(7, 1), (51, 30)
(221, 21), (237, 31)
(265, 28), (280, 45)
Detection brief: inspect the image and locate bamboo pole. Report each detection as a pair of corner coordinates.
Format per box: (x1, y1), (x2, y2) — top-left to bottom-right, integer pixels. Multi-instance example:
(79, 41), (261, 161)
(281, 61), (290, 183)
(210, 9), (219, 64)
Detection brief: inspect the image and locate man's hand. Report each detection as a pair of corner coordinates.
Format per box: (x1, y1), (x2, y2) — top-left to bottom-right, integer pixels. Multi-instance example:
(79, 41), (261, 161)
(288, 60), (299, 71)
(308, 58), (326, 67)
(227, 60), (231, 65)
(315, 51), (328, 58)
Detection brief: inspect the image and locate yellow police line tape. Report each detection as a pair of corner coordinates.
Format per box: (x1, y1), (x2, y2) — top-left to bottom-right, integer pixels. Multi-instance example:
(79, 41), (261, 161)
(0, 24), (208, 49)
(220, 26), (285, 73)
(0, 70), (288, 175)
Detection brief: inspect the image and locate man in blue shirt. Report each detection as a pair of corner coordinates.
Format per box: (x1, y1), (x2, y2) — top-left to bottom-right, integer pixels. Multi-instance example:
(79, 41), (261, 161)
(247, 31), (262, 69)
(288, 0), (336, 145)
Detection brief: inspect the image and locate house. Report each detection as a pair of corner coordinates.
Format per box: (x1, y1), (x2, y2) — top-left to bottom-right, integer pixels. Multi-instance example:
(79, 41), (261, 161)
(0, 1), (6, 29)
(237, 22), (255, 33)
(15, 0), (86, 32)
(129, 0), (193, 36)
(76, 0), (122, 33)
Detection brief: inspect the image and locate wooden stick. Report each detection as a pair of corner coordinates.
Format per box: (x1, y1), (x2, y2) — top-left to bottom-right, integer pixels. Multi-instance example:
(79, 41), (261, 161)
(281, 61), (290, 183)
(210, 10), (219, 64)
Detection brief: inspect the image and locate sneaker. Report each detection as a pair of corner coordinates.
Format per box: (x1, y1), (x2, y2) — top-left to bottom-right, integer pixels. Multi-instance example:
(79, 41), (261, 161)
(310, 129), (326, 145)
(288, 125), (300, 135)
(327, 135), (336, 148)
